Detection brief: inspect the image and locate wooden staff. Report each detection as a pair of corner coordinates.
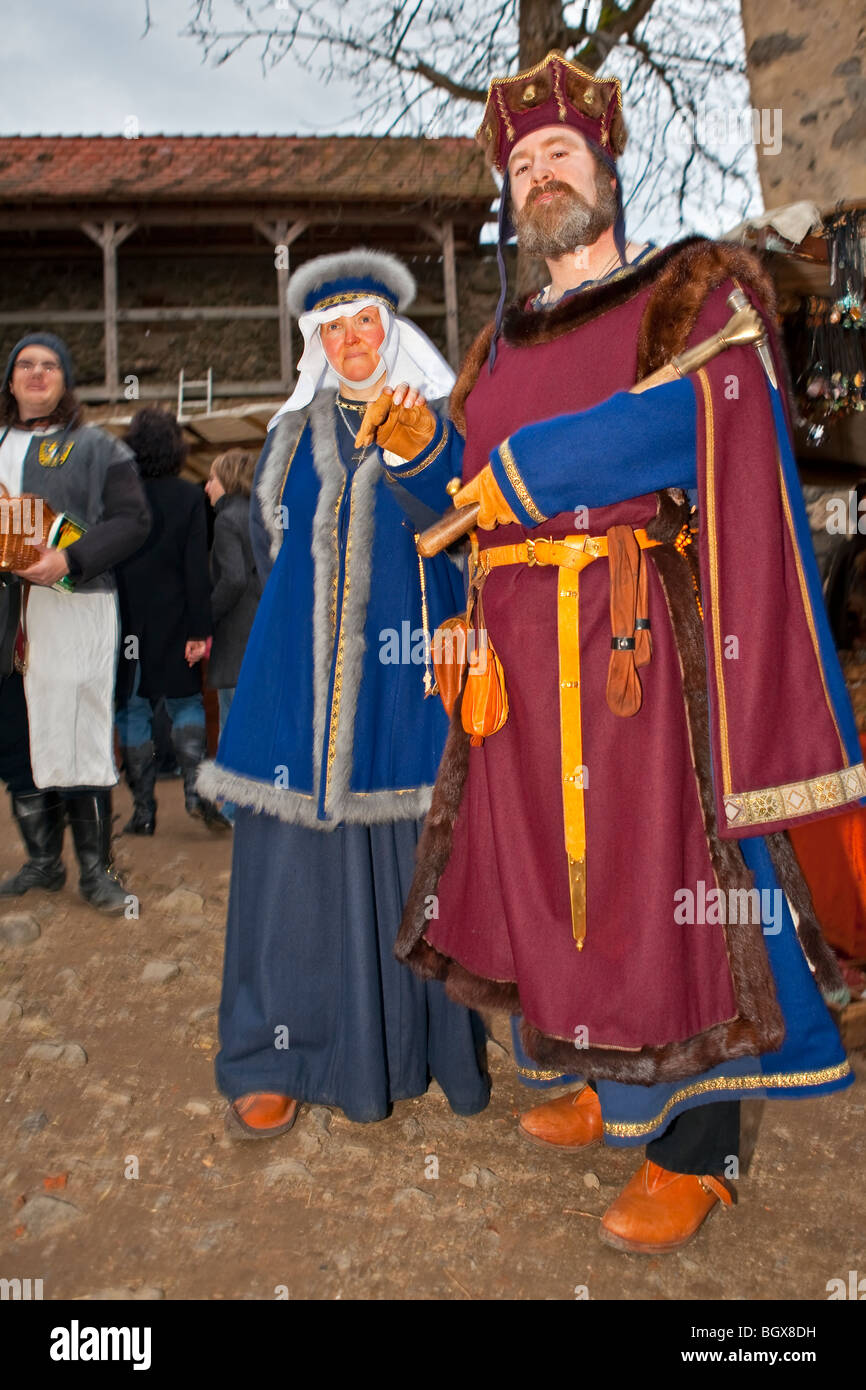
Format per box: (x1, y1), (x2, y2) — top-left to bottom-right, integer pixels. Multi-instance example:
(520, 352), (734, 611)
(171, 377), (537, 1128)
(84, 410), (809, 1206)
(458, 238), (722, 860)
(416, 291), (775, 558)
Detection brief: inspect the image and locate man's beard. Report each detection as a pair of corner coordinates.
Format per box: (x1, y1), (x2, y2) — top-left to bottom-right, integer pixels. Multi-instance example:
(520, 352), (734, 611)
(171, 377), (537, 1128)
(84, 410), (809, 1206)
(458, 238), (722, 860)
(514, 167), (618, 259)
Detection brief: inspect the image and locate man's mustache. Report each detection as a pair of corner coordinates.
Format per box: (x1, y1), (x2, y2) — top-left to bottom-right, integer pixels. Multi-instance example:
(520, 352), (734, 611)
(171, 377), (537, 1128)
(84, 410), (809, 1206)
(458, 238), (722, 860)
(524, 180), (588, 209)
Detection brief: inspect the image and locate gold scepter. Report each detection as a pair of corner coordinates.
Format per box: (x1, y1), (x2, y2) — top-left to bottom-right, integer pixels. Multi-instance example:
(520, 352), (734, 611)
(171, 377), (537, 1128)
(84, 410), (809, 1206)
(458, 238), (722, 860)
(416, 289), (776, 558)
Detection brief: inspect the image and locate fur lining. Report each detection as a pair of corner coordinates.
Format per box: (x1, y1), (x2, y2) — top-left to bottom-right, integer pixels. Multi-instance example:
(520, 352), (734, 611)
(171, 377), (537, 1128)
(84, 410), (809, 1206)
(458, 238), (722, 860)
(450, 323), (495, 437)
(309, 391), (350, 808)
(636, 240), (776, 379)
(765, 830), (847, 996)
(257, 411), (307, 561)
(197, 760), (433, 829)
(287, 248), (416, 318)
(395, 700), (471, 964)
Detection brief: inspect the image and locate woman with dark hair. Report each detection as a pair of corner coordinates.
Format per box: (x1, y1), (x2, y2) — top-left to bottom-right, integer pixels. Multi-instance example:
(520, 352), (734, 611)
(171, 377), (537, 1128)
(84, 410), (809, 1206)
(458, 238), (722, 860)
(0, 332), (151, 912)
(204, 449), (261, 824)
(115, 407), (226, 834)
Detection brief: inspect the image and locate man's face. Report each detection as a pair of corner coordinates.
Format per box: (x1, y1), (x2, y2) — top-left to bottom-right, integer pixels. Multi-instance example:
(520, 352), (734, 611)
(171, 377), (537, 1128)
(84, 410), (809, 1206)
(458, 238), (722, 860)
(508, 125), (618, 258)
(320, 305), (385, 381)
(10, 345), (65, 419)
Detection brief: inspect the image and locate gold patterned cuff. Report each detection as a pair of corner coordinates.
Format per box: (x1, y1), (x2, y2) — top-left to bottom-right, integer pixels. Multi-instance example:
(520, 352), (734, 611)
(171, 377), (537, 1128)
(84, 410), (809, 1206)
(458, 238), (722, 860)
(495, 439), (546, 524)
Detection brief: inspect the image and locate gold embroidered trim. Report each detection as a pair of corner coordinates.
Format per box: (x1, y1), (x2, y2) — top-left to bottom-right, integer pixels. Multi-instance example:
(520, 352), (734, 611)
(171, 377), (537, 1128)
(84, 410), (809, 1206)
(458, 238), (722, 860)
(698, 369), (733, 794)
(475, 50), (623, 149)
(325, 484), (352, 806)
(516, 1065), (568, 1081)
(724, 761), (866, 830)
(602, 1061), (852, 1138)
(329, 482), (345, 639)
(390, 422), (449, 478)
(497, 439), (545, 523)
(311, 291), (397, 313)
(777, 453), (846, 760)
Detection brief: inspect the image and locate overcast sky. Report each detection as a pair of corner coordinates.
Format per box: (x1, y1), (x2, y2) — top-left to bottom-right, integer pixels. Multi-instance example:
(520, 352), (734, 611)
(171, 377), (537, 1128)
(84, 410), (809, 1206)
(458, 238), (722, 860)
(0, 0), (358, 137)
(0, 0), (761, 244)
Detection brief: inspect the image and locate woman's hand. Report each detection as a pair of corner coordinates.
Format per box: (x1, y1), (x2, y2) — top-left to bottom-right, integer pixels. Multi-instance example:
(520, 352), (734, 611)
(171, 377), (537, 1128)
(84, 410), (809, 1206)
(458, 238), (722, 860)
(354, 384), (435, 460)
(15, 545), (70, 587)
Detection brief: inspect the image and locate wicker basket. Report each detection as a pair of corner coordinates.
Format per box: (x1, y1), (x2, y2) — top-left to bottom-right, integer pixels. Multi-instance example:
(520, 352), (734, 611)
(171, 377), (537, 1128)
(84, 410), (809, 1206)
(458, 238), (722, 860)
(0, 483), (56, 571)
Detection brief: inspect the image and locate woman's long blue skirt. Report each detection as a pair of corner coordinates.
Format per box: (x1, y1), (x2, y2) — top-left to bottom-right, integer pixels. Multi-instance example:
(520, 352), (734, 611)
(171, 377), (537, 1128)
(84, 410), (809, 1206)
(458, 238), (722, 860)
(216, 808), (491, 1122)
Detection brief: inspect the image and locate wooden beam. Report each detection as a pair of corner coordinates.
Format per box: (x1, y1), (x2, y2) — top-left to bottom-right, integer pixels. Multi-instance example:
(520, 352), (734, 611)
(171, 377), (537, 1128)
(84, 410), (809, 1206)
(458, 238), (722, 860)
(422, 219), (460, 369)
(81, 219), (136, 400)
(255, 218), (308, 388)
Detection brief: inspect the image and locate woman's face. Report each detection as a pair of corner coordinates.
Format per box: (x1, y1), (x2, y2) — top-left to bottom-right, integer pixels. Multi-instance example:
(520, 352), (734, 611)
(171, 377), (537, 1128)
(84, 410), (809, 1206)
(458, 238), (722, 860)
(320, 306), (385, 382)
(205, 466), (225, 505)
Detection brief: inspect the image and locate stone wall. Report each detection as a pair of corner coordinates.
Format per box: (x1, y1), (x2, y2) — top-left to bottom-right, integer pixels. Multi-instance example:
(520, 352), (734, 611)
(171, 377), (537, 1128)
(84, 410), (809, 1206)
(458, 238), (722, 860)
(0, 247), (510, 393)
(741, 0), (866, 208)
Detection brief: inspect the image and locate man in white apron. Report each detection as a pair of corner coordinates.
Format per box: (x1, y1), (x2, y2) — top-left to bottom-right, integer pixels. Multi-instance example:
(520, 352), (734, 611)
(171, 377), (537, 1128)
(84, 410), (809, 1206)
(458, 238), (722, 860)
(0, 333), (151, 913)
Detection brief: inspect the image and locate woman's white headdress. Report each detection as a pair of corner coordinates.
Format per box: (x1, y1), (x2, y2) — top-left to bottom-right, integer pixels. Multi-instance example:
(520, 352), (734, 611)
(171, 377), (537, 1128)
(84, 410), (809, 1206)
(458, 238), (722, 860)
(269, 248), (455, 427)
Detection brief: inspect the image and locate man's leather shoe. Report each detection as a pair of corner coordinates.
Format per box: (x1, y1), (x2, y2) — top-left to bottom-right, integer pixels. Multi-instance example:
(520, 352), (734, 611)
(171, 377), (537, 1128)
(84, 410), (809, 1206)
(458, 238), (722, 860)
(225, 1092), (300, 1140)
(599, 1160), (733, 1253)
(518, 1084), (603, 1149)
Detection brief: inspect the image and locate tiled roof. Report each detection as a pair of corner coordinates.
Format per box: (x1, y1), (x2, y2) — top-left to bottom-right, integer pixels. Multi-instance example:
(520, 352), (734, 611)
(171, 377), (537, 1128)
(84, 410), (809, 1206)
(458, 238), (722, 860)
(0, 135), (494, 204)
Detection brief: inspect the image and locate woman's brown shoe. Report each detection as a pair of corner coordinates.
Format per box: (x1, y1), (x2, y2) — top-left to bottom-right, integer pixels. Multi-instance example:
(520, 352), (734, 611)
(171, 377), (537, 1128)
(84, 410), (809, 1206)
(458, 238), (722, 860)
(225, 1092), (300, 1140)
(599, 1160), (733, 1253)
(518, 1084), (603, 1149)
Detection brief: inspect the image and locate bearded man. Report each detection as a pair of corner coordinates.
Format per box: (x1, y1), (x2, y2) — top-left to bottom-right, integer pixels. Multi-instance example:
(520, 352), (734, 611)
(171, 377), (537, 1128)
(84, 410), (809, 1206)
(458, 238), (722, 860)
(383, 51), (858, 1253)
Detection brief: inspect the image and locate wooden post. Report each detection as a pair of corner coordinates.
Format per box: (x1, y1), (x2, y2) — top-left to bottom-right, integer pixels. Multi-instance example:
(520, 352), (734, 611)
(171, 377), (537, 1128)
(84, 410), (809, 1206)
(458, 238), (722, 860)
(81, 220), (136, 401)
(422, 219), (460, 371)
(255, 218), (308, 388)
(441, 219), (459, 370)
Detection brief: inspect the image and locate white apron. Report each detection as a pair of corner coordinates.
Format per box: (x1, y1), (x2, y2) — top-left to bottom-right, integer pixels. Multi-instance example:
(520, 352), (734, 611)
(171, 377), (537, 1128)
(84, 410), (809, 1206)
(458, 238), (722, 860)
(23, 585), (119, 789)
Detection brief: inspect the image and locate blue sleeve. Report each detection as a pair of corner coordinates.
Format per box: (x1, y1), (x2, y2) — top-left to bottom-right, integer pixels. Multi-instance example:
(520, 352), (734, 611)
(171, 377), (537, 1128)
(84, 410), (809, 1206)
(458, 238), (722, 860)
(249, 433), (275, 584)
(488, 376), (698, 526)
(380, 399), (465, 513)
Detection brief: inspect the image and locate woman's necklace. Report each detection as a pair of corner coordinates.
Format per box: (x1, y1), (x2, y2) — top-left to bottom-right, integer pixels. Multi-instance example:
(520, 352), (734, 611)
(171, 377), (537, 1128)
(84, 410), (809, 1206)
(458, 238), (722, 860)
(336, 395), (373, 467)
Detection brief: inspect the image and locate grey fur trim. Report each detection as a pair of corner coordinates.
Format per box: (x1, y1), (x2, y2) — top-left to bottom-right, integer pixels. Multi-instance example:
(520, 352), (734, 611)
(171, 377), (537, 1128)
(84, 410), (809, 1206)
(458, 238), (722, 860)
(309, 392), (383, 822)
(257, 411), (307, 561)
(197, 760), (432, 829)
(287, 248), (416, 318)
(309, 392), (347, 805)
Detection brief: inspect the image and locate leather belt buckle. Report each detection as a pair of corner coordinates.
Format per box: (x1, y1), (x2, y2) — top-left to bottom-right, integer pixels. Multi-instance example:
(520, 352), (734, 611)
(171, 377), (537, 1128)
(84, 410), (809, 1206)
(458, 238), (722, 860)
(525, 537), (538, 566)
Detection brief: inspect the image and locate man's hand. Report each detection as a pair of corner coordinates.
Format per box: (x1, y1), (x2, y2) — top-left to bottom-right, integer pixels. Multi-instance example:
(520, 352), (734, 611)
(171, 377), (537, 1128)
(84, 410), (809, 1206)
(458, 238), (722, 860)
(185, 639), (209, 666)
(14, 544), (70, 587)
(355, 384), (436, 460)
(452, 464), (516, 530)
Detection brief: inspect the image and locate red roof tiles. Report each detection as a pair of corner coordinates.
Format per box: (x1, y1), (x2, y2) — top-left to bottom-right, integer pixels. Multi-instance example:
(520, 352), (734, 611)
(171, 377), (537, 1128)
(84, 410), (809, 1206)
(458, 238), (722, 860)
(0, 135), (494, 204)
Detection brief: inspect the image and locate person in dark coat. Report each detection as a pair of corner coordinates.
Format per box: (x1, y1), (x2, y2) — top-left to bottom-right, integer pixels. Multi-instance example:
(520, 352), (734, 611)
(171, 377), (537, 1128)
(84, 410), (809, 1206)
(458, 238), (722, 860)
(204, 449), (261, 824)
(115, 408), (226, 833)
(0, 332), (151, 913)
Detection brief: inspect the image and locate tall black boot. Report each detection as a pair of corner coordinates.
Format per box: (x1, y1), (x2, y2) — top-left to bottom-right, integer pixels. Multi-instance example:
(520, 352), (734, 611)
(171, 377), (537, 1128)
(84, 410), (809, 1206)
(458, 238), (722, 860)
(121, 742), (157, 835)
(0, 790), (66, 896)
(172, 724), (231, 830)
(65, 791), (129, 914)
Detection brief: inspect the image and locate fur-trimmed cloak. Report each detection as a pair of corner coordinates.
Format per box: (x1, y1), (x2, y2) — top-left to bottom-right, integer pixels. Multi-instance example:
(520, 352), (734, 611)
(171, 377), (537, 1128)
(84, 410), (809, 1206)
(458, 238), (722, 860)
(394, 238), (855, 1109)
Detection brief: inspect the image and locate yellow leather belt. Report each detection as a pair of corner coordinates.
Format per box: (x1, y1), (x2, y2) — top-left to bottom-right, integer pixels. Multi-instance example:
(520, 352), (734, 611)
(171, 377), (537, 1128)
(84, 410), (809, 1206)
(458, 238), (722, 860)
(479, 529), (662, 951)
(479, 528), (660, 573)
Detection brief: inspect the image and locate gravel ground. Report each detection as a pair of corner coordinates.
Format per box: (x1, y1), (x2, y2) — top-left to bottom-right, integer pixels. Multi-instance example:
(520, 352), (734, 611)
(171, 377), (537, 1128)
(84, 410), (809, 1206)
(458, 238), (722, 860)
(1, 778), (864, 1302)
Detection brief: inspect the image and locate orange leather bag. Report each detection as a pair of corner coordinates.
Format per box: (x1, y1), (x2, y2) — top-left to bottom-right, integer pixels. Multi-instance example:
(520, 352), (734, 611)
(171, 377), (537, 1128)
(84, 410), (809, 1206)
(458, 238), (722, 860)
(459, 578), (508, 746)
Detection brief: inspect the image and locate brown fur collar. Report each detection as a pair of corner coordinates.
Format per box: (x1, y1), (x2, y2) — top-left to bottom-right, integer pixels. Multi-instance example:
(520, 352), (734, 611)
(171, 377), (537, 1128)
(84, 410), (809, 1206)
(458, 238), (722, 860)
(450, 236), (777, 434)
(635, 238), (776, 379)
